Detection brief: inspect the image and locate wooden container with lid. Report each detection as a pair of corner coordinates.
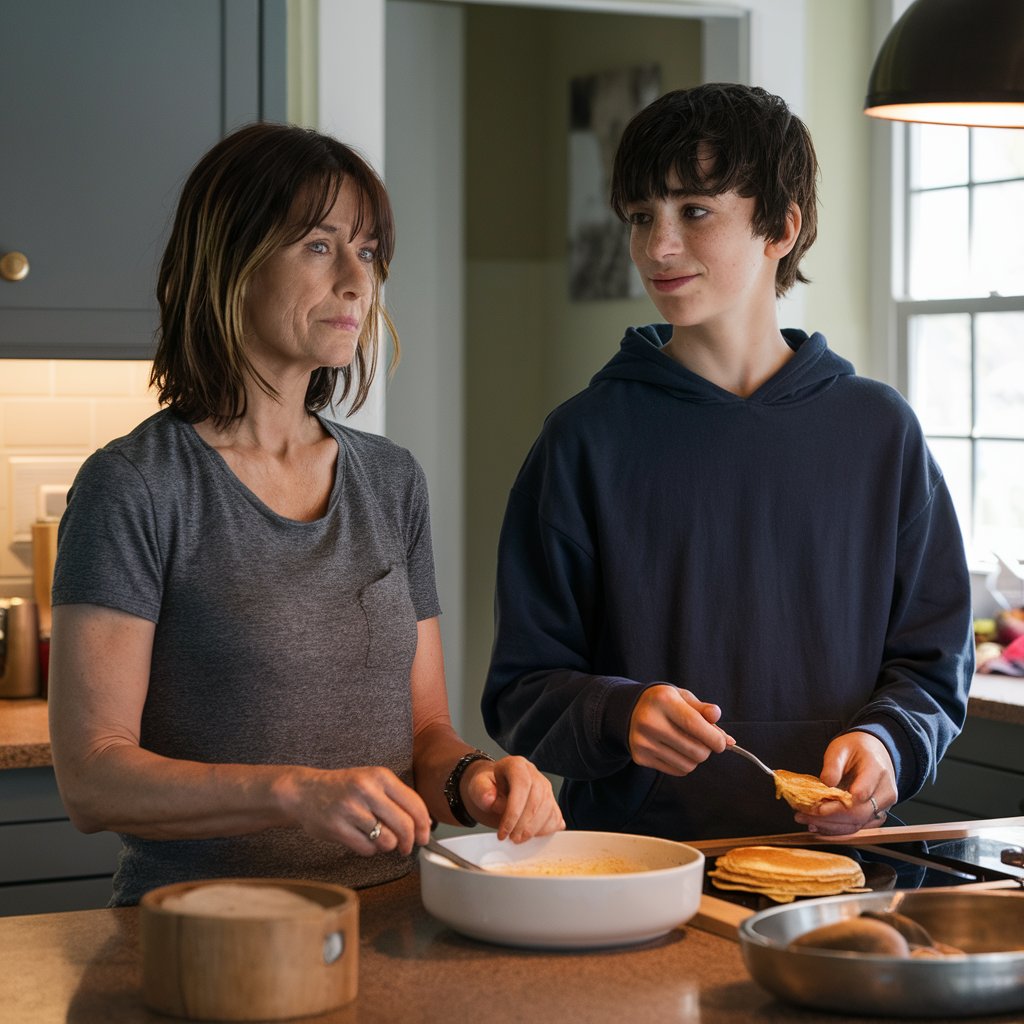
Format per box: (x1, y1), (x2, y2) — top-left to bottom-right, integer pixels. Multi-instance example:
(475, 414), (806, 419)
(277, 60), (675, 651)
(140, 878), (359, 1021)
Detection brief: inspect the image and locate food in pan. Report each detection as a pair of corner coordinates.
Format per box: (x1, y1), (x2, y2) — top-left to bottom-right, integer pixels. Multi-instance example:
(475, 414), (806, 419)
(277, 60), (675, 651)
(788, 910), (966, 957)
(708, 845), (868, 903)
(789, 916), (911, 955)
(773, 769), (854, 813)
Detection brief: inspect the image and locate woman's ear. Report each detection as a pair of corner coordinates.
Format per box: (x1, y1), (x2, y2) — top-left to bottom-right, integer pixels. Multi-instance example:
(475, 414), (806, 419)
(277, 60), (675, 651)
(765, 201), (802, 260)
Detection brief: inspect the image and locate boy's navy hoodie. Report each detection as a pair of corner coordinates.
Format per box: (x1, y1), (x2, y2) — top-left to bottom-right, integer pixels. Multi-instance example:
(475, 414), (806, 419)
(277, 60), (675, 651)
(482, 325), (974, 840)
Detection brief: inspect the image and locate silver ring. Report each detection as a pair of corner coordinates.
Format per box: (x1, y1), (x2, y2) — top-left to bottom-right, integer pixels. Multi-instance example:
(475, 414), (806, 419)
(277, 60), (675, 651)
(367, 819), (382, 842)
(868, 795), (884, 820)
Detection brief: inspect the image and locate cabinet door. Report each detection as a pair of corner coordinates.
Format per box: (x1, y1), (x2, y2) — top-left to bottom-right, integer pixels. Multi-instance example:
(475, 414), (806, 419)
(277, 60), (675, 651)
(0, 0), (285, 359)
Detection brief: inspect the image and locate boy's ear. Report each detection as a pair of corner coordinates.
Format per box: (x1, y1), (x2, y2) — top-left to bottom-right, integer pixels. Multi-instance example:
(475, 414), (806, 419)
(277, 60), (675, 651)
(764, 202), (802, 260)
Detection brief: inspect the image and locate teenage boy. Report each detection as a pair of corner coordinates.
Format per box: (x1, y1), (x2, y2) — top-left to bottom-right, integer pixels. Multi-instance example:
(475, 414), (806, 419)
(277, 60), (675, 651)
(481, 84), (973, 842)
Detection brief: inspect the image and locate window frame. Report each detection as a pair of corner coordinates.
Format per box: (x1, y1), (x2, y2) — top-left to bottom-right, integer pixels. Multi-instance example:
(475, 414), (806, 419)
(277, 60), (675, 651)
(893, 119), (1024, 561)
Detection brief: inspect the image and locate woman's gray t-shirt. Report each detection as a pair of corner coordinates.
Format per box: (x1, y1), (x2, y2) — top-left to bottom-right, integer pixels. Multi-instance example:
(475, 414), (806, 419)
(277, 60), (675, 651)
(52, 409), (441, 904)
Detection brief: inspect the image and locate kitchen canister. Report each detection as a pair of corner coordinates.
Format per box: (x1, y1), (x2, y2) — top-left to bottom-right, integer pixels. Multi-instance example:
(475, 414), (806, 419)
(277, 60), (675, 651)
(140, 878), (359, 1021)
(0, 598), (40, 698)
(31, 519), (59, 639)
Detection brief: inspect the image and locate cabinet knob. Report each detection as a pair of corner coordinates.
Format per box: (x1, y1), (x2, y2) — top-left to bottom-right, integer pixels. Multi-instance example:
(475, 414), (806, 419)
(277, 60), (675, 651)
(0, 251), (30, 282)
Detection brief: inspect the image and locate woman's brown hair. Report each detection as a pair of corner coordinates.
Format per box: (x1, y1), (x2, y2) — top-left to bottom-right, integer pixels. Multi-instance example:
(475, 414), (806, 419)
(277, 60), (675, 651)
(152, 122), (398, 425)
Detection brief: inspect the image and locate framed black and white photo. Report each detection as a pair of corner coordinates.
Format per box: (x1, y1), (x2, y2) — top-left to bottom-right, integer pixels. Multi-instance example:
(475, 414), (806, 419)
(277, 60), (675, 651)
(568, 65), (660, 301)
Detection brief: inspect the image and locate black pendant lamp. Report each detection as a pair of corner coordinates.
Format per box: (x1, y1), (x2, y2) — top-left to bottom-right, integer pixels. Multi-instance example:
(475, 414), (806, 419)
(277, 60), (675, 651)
(864, 0), (1024, 127)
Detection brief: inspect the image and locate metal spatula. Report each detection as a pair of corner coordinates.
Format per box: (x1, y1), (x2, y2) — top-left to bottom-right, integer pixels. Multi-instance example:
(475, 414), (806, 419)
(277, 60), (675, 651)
(727, 744), (776, 777)
(421, 837), (486, 872)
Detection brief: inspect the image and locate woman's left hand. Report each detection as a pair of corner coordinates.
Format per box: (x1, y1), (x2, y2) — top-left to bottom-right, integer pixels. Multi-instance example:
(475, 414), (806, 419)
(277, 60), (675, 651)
(794, 731), (898, 836)
(460, 755), (565, 842)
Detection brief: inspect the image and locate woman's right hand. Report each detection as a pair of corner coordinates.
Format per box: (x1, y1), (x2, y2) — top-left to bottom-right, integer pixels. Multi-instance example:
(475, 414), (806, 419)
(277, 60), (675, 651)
(280, 765), (433, 857)
(628, 684), (733, 775)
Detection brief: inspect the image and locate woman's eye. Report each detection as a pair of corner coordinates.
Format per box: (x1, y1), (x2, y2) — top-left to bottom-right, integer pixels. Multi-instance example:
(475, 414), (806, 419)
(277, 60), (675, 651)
(357, 246), (377, 263)
(308, 240), (330, 255)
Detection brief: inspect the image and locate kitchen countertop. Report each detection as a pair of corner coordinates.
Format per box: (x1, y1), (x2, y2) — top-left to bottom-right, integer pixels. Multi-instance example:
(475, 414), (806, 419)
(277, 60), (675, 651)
(2, 675), (1022, 770)
(4, 869), (1022, 1024)
(0, 698), (50, 768)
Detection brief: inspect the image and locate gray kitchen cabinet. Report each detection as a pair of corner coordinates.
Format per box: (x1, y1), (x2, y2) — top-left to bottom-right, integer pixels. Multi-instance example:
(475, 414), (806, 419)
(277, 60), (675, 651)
(0, 0), (286, 359)
(0, 765), (122, 916)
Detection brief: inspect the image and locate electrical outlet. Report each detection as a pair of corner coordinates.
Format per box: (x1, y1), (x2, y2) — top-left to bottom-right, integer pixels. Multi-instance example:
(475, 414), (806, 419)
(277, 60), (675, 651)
(7, 456), (84, 542)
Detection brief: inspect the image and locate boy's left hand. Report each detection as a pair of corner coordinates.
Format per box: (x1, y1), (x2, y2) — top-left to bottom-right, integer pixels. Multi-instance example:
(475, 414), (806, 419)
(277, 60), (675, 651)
(793, 732), (897, 836)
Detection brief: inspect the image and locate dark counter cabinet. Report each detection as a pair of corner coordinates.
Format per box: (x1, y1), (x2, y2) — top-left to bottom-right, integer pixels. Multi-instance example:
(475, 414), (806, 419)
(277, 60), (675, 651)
(896, 716), (1024, 824)
(0, 766), (120, 916)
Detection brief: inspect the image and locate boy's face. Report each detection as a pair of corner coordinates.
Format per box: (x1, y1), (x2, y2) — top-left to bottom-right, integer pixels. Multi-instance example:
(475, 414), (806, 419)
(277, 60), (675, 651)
(625, 170), (785, 338)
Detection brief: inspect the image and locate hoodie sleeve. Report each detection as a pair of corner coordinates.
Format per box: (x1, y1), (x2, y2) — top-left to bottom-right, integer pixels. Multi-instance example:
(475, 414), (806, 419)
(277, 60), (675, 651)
(482, 447), (655, 780)
(846, 448), (974, 800)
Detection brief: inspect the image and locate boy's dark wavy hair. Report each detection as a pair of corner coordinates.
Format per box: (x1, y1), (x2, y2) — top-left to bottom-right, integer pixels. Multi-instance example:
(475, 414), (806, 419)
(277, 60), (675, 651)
(610, 83), (818, 297)
(152, 122), (398, 427)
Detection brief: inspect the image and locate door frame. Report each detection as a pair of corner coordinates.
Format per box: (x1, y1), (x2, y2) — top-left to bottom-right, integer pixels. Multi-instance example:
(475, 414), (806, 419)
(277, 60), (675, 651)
(314, 0), (806, 433)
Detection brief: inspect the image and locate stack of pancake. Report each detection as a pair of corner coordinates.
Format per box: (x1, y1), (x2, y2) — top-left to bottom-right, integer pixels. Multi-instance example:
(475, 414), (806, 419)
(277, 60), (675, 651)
(773, 769), (854, 813)
(708, 845), (868, 903)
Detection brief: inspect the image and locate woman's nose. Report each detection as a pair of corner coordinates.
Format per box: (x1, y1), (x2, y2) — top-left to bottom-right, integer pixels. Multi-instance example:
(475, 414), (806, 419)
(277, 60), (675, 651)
(336, 251), (371, 298)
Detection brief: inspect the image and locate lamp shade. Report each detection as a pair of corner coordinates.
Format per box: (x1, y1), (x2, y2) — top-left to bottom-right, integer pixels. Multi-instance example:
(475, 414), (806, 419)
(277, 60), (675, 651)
(864, 0), (1024, 127)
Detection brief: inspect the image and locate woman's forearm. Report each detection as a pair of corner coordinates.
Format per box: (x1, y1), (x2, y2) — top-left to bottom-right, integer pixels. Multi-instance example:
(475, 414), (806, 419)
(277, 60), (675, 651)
(56, 739), (310, 839)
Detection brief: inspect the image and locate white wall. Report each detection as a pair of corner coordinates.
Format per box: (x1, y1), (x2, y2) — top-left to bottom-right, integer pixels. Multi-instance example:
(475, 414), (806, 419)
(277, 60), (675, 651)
(384, 1), (467, 730)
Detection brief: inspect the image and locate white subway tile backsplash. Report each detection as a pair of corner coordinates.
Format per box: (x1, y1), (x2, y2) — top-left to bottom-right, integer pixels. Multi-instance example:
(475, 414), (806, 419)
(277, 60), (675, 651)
(131, 362), (157, 396)
(2, 399), (93, 447)
(0, 358), (158, 585)
(54, 360), (138, 397)
(94, 397), (161, 446)
(0, 360), (52, 396)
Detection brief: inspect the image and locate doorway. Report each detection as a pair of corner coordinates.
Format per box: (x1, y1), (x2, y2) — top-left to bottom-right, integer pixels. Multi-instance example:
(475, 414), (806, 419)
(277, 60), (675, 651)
(384, 0), (732, 748)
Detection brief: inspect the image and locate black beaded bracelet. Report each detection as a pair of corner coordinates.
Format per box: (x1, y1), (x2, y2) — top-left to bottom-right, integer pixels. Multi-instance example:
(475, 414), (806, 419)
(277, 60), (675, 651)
(443, 749), (493, 827)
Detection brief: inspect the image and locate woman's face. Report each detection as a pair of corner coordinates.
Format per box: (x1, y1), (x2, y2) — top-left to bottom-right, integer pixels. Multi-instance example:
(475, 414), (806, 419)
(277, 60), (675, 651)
(244, 179), (379, 377)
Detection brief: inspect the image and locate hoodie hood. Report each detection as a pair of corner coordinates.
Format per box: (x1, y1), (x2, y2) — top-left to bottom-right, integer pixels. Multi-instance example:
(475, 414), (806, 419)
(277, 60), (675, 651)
(589, 324), (855, 406)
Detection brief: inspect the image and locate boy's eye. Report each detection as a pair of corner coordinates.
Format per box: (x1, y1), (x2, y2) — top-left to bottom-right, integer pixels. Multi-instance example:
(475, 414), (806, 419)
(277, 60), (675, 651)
(683, 205), (710, 220)
(627, 211), (651, 226)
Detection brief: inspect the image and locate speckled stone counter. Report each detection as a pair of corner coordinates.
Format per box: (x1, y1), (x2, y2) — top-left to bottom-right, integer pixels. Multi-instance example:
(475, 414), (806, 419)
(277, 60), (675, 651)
(0, 699), (49, 768)
(3, 871), (1022, 1024)
(967, 675), (1024, 725)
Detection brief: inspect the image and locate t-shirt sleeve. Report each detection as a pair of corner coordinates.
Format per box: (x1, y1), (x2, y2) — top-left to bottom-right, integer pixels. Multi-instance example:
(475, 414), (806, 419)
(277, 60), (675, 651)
(51, 449), (165, 623)
(402, 456), (441, 622)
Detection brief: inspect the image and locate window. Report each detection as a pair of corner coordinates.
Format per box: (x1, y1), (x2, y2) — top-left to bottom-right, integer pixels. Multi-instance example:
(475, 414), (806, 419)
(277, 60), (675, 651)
(898, 123), (1024, 562)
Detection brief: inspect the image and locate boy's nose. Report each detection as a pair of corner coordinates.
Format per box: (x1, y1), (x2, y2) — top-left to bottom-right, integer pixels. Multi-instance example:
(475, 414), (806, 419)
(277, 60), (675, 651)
(646, 217), (683, 260)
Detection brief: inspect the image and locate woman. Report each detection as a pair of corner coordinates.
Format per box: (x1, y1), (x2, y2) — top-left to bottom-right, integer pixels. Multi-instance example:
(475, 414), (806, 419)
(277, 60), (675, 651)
(48, 123), (563, 905)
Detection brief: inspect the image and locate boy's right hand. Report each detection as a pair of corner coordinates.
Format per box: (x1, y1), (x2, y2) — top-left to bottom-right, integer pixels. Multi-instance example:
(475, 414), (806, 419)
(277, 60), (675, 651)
(628, 685), (734, 775)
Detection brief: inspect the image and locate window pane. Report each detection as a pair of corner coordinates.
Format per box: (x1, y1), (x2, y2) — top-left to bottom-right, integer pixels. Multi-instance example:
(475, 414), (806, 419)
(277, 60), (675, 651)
(927, 437), (972, 542)
(908, 314), (971, 434)
(972, 127), (1024, 183)
(972, 180), (1024, 297)
(975, 440), (1024, 558)
(976, 312), (1024, 438)
(909, 188), (970, 298)
(910, 124), (968, 189)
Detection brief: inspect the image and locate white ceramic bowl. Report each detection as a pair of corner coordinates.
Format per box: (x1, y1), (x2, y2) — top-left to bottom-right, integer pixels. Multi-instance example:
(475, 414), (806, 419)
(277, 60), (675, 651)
(419, 830), (705, 949)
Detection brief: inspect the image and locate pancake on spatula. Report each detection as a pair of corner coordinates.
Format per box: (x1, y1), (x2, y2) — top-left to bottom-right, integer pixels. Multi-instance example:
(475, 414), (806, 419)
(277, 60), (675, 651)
(708, 845), (868, 903)
(773, 768), (854, 813)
